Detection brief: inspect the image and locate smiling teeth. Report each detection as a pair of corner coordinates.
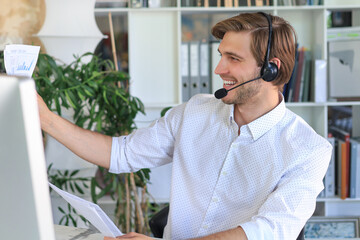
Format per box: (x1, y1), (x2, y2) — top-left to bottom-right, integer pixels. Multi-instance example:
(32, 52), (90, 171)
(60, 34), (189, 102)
(224, 80), (236, 86)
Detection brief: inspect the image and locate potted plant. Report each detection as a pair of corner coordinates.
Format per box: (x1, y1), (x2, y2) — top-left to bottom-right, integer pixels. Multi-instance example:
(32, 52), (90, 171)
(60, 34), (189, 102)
(34, 52), (152, 234)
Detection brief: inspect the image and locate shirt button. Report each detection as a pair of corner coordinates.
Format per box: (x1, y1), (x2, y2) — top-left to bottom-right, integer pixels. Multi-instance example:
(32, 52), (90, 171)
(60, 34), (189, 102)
(222, 171), (227, 176)
(203, 225), (209, 229)
(212, 198), (218, 203)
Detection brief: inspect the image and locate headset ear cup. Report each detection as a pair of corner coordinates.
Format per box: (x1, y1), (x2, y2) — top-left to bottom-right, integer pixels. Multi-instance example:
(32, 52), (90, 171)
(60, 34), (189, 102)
(261, 62), (278, 82)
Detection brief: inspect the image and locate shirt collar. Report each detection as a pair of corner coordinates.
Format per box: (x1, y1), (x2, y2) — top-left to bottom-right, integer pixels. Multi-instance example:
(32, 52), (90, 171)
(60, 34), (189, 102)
(247, 93), (286, 141)
(229, 92), (286, 141)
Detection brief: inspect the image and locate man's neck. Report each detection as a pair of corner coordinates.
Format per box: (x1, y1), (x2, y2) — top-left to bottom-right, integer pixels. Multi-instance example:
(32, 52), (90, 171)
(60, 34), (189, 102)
(233, 91), (281, 129)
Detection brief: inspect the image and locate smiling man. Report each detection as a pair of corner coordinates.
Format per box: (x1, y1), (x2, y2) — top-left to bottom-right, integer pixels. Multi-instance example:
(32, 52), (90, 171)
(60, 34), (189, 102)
(37, 12), (332, 240)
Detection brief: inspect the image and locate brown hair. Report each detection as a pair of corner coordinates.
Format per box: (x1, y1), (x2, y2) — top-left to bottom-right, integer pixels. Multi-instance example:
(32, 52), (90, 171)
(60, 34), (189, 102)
(211, 12), (297, 87)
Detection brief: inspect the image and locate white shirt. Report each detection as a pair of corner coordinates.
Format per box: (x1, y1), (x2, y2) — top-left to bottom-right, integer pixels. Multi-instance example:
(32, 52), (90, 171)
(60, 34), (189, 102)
(110, 94), (332, 240)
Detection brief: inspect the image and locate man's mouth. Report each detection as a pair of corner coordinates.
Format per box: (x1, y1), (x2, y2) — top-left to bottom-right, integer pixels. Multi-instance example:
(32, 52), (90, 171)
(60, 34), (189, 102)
(223, 80), (237, 87)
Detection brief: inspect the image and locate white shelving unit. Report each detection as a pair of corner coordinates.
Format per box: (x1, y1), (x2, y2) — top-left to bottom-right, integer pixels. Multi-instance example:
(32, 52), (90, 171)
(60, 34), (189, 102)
(95, 0), (360, 214)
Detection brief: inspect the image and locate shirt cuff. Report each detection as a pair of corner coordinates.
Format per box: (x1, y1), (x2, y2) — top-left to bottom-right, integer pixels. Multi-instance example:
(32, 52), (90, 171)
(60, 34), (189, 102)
(109, 136), (131, 174)
(240, 219), (274, 240)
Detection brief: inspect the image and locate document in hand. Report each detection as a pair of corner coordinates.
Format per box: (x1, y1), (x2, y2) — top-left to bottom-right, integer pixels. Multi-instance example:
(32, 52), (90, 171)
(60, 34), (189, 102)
(4, 44), (40, 77)
(48, 182), (123, 238)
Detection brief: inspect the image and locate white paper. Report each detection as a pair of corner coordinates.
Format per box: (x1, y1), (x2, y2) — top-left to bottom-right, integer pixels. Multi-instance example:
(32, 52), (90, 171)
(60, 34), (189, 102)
(48, 182), (123, 238)
(4, 44), (40, 77)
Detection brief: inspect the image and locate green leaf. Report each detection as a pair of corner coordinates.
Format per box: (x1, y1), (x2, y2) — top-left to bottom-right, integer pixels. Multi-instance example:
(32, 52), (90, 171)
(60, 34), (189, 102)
(59, 216), (66, 225)
(58, 207), (66, 214)
(94, 180), (113, 200)
(54, 97), (62, 115)
(102, 89), (109, 105)
(80, 215), (88, 223)
(83, 85), (94, 97)
(74, 182), (84, 194)
(70, 170), (80, 177)
(77, 90), (85, 101)
(69, 214), (77, 227)
(71, 183), (77, 192)
(65, 91), (77, 109)
(91, 178), (98, 203)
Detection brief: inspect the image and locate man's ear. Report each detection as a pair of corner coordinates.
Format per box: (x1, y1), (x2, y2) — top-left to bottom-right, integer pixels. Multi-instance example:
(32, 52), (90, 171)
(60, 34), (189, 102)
(270, 57), (281, 70)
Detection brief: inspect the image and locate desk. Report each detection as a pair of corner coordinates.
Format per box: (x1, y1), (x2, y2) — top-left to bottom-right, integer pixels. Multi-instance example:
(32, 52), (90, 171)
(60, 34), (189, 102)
(54, 225), (162, 240)
(55, 225), (103, 240)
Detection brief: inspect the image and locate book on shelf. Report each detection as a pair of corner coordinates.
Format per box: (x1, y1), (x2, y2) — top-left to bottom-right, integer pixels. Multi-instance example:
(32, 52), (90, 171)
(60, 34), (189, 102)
(190, 41), (201, 98)
(284, 46), (313, 103)
(210, 41), (222, 94)
(285, 47), (314, 103)
(329, 126), (350, 199)
(283, 43), (299, 102)
(301, 52), (312, 102)
(338, 139), (349, 199)
(181, 42), (191, 102)
(285, 46), (300, 102)
(181, 41), (212, 101)
(312, 59), (327, 103)
(199, 41), (211, 94)
(181, 0), (196, 7)
(279, 0), (321, 5)
(205, 0), (219, 6)
(323, 136), (336, 198)
(350, 138), (360, 199)
(235, 0), (249, 6)
(298, 48), (312, 102)
(293, 47), (306, 102)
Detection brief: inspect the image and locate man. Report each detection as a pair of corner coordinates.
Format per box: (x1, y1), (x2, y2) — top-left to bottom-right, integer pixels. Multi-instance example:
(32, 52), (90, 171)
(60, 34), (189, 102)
(38, 12), (332, 240)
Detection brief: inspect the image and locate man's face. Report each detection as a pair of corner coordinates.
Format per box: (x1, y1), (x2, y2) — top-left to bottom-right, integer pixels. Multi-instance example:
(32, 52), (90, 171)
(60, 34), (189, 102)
(214, 31), (263, 105)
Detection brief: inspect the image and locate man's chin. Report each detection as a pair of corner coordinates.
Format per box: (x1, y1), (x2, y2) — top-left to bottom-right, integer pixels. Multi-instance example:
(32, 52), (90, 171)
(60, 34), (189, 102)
(221, 97), (233, 105)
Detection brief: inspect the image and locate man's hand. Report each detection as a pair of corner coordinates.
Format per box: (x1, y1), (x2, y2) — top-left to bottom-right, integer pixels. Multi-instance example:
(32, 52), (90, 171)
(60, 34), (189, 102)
(104, 232), (154, 239)
(36, 92), (51, 130)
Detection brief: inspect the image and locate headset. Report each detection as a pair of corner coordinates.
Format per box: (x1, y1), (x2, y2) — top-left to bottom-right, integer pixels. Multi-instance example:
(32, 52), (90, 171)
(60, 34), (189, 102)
(259, 12), (278, 82)
(214, 12), (279, 99)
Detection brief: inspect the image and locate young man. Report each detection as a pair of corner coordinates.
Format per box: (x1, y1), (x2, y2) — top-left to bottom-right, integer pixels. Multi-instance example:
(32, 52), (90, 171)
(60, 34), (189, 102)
(38, 12), (332, 240)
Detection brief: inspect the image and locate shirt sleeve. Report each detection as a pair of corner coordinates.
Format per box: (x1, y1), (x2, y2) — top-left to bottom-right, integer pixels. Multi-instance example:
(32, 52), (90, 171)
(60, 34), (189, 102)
(109, 103), (186, 174)
(240, 141), (333, 240)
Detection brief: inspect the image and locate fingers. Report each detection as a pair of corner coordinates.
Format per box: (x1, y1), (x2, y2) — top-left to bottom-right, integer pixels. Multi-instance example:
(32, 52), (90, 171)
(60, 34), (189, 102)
(104, 232), (152, 239)
(103, 232), (137, 239)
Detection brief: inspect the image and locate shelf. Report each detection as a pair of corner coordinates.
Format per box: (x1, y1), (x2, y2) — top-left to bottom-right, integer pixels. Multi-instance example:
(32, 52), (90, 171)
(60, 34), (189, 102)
(286, 102), (328, 107)
(286, 101), (360, 107)
(276, 5), (325, 10)
(326, 101), (360, 106)
(325, 5), (360, 10)
(94, 1), (360, 208)
(317, 197), (360, 202)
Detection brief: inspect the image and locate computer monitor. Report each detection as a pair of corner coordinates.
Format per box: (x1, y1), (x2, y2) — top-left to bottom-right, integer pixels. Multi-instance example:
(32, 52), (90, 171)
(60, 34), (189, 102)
(0, 75), (55, 239)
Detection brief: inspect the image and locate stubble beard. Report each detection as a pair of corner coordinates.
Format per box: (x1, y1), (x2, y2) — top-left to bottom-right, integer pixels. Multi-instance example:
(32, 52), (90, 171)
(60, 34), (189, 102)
(222, 73), (262, 105)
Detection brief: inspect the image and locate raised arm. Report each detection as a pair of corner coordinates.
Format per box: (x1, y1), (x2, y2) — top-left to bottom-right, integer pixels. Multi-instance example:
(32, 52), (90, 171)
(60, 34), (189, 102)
(37, 93), (112, 169)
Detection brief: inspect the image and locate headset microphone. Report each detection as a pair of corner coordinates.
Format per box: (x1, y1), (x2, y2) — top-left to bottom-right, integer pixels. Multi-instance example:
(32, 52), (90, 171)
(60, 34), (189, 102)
(214, 12), (278, 100)
(214, 76), (262, 99)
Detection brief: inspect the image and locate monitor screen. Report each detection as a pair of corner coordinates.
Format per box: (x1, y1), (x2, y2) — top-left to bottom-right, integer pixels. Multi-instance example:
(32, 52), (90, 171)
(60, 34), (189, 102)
(0, 75), (55, 239)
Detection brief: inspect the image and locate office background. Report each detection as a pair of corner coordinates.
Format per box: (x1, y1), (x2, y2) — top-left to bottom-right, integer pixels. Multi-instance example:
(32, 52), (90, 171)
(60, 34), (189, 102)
(2, 0), (360, 238)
